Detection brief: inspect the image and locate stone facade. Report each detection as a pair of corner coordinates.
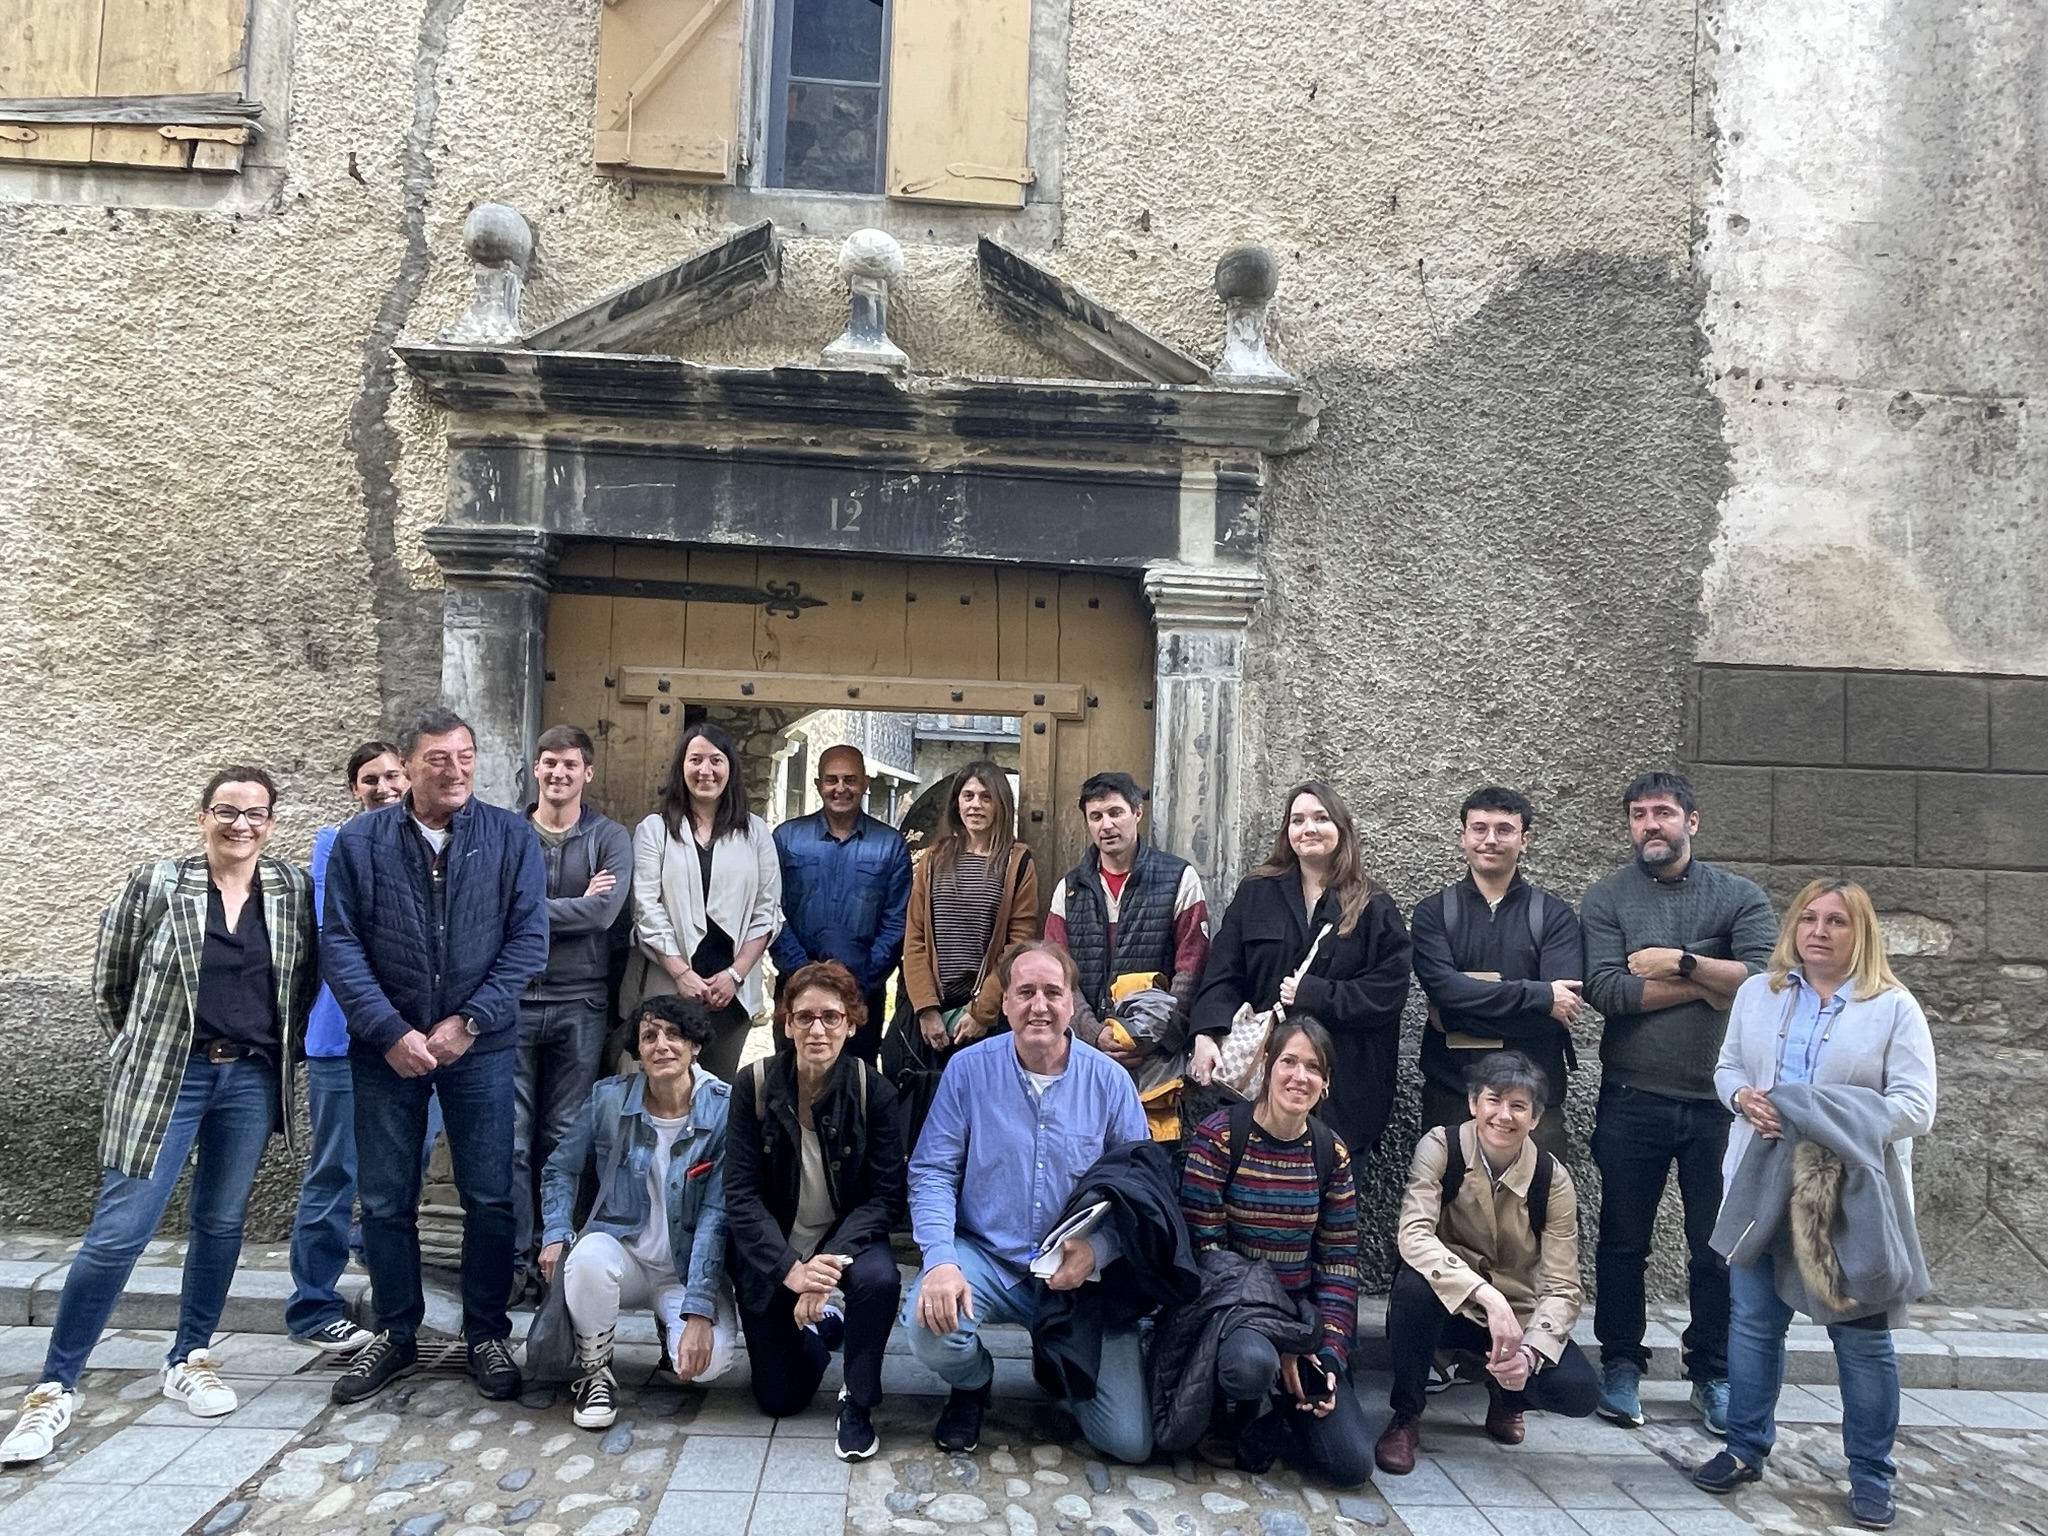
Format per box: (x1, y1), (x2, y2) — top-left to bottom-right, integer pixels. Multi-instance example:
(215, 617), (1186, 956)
(3, 0), (2044, 1295)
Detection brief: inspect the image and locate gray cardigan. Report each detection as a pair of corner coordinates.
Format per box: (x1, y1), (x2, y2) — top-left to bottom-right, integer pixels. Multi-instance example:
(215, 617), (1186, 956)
(1711, 974), (1937, 1324)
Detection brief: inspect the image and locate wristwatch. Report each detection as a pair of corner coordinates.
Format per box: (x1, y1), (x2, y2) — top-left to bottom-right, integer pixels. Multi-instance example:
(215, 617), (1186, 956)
(1676, 950), (1697, 978)
(461, 1014), (482, 1037)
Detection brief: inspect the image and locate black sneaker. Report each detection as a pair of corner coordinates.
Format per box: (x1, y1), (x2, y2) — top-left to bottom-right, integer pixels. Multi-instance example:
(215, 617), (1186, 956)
(297, 1318), (375, 1355)
(330, 1333), (419, 1406)
(1693, 1450), (1763, 1494)
(1850, 1485), (1896, 1529)
(835, 1389), (879, 1462)
(932, 1379), (991, 1453)
(570, 1366), (617, 1431)
(470, 1337), (522, 1401)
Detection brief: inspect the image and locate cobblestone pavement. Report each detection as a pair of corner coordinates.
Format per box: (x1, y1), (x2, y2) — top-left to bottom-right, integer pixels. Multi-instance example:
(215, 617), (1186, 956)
(3, 1323), (2044, 1536)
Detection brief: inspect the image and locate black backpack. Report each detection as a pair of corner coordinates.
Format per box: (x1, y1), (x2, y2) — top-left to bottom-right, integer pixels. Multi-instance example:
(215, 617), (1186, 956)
(1440, 1125), (1555, 1238)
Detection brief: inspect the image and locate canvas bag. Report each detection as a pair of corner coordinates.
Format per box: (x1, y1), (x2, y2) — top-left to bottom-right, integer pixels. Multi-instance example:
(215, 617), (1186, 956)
(1215, 922), (1333, 1098)
(523, 1110), (632, 1384)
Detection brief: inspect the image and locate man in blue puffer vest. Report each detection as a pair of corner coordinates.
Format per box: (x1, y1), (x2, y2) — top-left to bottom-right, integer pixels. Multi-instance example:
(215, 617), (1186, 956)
(321, 707), (550, 1405)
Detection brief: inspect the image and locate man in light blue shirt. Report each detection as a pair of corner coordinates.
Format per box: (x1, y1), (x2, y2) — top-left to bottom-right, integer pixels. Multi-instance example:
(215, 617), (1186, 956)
(906, 940), (1150, 1461)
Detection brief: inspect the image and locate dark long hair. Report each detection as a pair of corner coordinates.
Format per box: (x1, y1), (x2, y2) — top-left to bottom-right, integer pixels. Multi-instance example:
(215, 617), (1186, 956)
(925, 759), (1018, 884)
(657, 721), (750, 843)
(1248, 779), (1380, 937)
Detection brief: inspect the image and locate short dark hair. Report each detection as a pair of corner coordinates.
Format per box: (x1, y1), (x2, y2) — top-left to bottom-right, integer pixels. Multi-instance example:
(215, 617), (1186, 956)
(534, 724), (595, 764)
(1078, 771), (1144, 814)
(775, 959), (869, 1037)
(1620, 770), (1696, 817)
(398, 708), (474, 759)
(1460, 785), (1534, 832)
(996, 938), (1081, 994)
(345, 740), (402, 787)
(1464, 1049), (1550, 1114)
(629, 993), (717, 1053)
(201, 765), (277, 808)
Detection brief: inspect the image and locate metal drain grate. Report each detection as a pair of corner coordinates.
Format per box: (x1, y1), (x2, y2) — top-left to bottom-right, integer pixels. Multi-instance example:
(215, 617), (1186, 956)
(299, 1335), (473, 1376)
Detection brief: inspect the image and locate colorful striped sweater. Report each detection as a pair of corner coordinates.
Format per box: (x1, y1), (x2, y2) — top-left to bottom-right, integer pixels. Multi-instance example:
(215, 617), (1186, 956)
(1178, 1108), (1362, 1362)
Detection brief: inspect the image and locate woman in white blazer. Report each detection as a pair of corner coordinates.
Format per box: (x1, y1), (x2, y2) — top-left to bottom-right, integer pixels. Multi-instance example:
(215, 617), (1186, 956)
(1694, 879), (1936, 1532)
(630, 721), (782, 1083)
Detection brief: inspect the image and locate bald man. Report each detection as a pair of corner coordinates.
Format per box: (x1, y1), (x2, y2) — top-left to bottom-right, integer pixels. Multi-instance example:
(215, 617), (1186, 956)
(771, 746), (912, 1063)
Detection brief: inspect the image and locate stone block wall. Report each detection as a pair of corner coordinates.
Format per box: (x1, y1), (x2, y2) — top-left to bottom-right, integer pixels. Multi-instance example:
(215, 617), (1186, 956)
(1686, 663), (2048, 1299)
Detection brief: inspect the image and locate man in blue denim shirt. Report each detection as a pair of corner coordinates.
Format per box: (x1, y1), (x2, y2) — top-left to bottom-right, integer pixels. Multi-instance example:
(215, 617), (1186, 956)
(906, 940), (1151, 1461)
(771, 746), (911, 1063)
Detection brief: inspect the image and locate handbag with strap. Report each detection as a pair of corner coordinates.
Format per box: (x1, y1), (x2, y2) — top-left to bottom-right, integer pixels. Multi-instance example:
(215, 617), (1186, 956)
(523, 1107), (633, 1384)
(1215, 922), (1333, 1099)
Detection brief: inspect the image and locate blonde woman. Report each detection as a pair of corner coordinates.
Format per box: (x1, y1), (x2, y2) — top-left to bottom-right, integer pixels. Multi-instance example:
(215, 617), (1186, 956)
(1694, 880), (1936, 1532)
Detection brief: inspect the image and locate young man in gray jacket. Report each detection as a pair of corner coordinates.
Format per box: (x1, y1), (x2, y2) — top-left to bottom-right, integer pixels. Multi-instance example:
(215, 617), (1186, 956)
(512, 724), (633, 1299)
(1580, 771), (1777, 1435)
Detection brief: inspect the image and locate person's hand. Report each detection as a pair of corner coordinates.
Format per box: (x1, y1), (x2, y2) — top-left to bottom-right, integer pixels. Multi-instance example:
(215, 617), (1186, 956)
(538, 1241), (565, 1285)
(785, 1254), (849, 1294)
(952, 1013), (989, 1046)
(583, 870), (616, 898)
(1046, 1237), (1095, 1292)
(672, 1314), (714, 1380)
(1189, 1033), (1223, 1086)
(793, 1289), (830, 1328)
(1627, 947), (1686, 980)
(1279, 1353), (1337, 1417)
(1549, 979), (1585, 1024)
(425, 1015), (474, 1066)
(385, 1032), (439, 1078)
(660, 954), (709, 1001)
(1487, 1343), (1538, 1393)
(1278, 975), (1300, 1008)
(919, 1009), (951, 1049)
(1477, 1284), (1525, 1366)
(916, 1263), (973, 1335)
(1735, 1086), (1783, 1140)
(702, 968), (738, 1010)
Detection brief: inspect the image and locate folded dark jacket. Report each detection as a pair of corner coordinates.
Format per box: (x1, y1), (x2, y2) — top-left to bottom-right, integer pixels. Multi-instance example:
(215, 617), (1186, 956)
(1149, 1247), (1321, 1454)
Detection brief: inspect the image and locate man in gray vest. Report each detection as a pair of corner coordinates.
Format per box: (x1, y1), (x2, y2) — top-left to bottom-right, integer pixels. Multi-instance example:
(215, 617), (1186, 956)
(1043, 772), (1210, 1099)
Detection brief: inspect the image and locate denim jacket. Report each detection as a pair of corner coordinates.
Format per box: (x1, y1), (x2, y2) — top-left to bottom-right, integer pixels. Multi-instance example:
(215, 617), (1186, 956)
(540, 1066), (732, 1319)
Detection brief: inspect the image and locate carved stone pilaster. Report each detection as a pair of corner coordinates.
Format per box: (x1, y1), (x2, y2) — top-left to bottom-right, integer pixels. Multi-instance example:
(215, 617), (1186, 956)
(421, 524), (559, 807)
(1143, 562), (1267, 901)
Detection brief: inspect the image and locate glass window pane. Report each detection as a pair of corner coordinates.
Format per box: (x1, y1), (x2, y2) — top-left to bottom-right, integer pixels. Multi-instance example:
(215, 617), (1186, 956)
(782, 81), (882, 192)
(789, 0), (885, 83)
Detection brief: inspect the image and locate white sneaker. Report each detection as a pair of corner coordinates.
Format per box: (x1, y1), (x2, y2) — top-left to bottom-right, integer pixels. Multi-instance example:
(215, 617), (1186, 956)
(0, 1381), (76, 1464)
(163, 1351), (238, 1418)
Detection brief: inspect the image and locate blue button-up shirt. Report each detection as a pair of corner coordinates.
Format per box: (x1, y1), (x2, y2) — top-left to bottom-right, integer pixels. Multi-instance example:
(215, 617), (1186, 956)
(1777, 969), (1850, 1086)
(909, 1031), (1150, 1278)
(770, 811), (912, 994)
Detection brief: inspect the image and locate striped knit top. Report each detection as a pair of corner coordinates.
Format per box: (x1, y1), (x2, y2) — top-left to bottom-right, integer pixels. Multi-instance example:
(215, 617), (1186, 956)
(1178, 1107), (1362, 1362)
(931, 853), (1004, 1007)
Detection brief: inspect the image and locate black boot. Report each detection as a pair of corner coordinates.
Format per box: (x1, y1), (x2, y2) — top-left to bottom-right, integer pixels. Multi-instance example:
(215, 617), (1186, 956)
(1197, 1397), (1262, 1469)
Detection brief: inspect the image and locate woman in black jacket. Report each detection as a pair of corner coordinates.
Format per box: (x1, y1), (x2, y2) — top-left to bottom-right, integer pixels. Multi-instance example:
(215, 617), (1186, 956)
(725, 961), (906, 1462)
(1191, 781), (1413, 1161)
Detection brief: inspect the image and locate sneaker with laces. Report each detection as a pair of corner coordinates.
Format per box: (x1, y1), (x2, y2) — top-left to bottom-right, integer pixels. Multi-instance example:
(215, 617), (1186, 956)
(295, 1318), (374, 1355)
(834, 1389), (879, 1462)
(807, 1303), (847, 1354)
(1597, 1358), (1645, 1427)
(1691, 1377), (1731, 1435)
(0, 1382), (75, 1465)
(330, 1332), (419, 1406)
(470, 1336), (522, 1401)
(932, 1379), (990, 1453)
(163, 1351), (238, 1418)
(570, 1365), (617, 1431)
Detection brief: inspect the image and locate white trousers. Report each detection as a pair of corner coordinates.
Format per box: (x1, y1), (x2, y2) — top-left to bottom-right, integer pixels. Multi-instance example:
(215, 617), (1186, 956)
(562, 1230), (737, 1383)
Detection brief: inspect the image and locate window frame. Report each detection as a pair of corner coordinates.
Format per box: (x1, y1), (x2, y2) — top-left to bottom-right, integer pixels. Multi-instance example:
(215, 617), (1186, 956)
(762, 0), (894, 197)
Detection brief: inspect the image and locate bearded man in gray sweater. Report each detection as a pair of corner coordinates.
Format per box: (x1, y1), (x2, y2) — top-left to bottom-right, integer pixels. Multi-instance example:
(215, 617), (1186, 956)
(1580, 771), (1777, 1435)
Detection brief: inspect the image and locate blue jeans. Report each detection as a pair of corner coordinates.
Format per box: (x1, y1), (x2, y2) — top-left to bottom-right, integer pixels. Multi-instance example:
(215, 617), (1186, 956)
(285, 1057), (357, 1336)
(512, 995), (609, 1264)
(904, 1238), (1153, 1463)
(42, 1056), (276, 1388)
(1217, 1328), (1376, 1487)
(1727, 1252), (1898, 1496)
(1592, 1082), (1732, 1379)
(352, 1042), (516, 1346)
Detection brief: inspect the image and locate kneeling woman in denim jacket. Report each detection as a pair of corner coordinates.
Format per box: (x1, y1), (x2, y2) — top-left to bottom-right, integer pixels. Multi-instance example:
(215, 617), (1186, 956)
(539, 994), (738, 1429)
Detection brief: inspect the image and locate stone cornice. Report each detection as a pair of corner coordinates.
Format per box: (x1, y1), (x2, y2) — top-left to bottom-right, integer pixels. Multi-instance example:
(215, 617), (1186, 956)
(420, 524), (560, 588)
(1143, 562), (1267, 629)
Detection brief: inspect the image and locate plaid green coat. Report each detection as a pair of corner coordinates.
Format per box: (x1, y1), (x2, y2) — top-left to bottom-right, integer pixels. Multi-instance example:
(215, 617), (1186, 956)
(93, 854), (317, 1180)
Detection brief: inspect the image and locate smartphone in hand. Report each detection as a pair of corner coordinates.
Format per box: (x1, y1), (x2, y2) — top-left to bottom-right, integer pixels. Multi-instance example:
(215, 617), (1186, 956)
(1294, 1354), (1336, 1406)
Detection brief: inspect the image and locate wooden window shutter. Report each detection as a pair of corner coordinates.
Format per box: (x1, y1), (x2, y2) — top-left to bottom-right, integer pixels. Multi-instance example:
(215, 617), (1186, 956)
(0, 0), (107, 166)
(593, 0), (743, 181)
(91, 0), (250, 169)
(885, 0), (1034, 209)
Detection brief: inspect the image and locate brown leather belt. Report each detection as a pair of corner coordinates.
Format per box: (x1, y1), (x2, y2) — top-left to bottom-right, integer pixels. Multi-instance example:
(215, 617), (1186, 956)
(198, 1040), (264, 1064)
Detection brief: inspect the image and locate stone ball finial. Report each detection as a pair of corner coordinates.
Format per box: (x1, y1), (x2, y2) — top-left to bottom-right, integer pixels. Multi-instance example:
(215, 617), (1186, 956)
(464, 203), (533, 271)
(839, 228), (906, 286)
(1214, 245), (1279, 304)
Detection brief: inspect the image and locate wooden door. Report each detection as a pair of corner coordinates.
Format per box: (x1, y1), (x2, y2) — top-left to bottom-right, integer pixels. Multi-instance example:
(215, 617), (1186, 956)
(541, 545), (1155, 881)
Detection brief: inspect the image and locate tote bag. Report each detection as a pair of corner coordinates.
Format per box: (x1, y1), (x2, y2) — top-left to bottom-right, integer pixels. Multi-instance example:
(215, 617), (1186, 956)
(1214, 923), (1333, 1099)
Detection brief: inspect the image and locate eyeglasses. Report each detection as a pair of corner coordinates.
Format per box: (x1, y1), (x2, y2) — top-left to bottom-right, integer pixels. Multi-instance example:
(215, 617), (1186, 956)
(207, 805), (274, 826)
(791, 1009), (849, 1033)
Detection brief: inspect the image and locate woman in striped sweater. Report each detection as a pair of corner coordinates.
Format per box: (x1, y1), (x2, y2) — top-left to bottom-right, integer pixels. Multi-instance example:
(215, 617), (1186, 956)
(1178, 1018), (1373, 1485)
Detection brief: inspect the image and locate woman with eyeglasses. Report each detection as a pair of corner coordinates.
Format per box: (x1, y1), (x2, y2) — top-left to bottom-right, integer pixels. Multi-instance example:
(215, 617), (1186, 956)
(724, 961), (907, 1461)
(1, 768), (316, 1467)
(629, 720), (783, 1082)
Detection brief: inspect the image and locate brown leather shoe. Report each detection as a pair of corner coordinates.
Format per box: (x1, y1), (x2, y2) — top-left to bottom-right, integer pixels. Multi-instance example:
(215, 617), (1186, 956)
(1374, 1413), (1421, 1475)
(1484, 1379), (1526, 1445)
